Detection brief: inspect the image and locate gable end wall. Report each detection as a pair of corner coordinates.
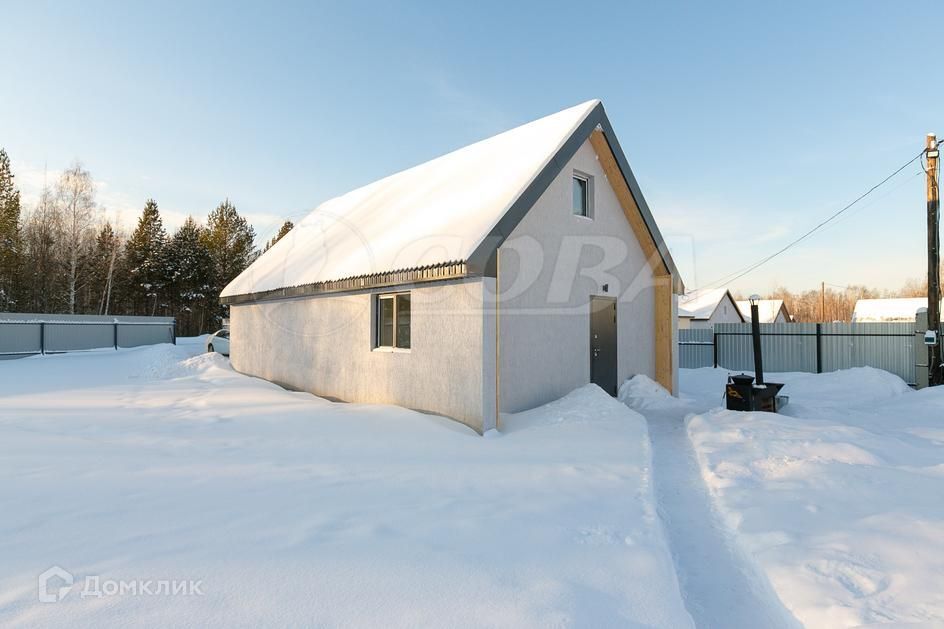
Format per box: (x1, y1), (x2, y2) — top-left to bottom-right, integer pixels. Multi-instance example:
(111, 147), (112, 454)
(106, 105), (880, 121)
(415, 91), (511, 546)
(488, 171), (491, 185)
(495, 139), (659, 413)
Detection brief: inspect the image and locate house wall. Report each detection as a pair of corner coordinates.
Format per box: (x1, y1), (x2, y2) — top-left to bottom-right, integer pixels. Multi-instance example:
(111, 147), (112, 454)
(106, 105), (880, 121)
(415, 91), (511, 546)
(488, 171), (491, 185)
(494, 138), (661, 413)
(688, 294), (742, 329)
(228, 277), (496, 432)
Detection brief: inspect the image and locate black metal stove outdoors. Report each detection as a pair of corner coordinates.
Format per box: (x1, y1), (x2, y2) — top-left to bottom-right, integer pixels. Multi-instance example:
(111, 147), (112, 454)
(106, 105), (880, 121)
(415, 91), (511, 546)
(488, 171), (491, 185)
(725, 294), (789, 412)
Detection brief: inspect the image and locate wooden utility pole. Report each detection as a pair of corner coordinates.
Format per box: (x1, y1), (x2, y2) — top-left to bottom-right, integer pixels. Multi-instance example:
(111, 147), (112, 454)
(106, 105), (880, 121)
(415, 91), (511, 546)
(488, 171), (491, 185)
(927, 134), (942, 386)
(821, 281), (826, 322)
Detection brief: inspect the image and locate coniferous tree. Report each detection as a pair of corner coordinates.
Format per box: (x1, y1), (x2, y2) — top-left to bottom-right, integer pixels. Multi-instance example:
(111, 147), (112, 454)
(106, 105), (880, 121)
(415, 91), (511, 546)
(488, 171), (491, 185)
(166, 217), (214, 335)
(202, 199), (256, 326)
(263, 220), (294, 252)
(0, 149), (21, 311)
(124, 199), (167, 315)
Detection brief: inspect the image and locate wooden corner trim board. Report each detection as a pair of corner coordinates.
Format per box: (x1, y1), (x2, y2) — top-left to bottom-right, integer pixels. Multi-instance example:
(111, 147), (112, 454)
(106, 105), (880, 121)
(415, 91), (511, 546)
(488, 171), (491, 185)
(589, 129), (671, 281)
(653, 274), (675, 393)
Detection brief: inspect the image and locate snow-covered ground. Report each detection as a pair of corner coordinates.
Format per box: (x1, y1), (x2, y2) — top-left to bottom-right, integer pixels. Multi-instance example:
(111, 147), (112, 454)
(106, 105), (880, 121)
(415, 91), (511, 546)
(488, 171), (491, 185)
(0, 339), (691, 628)
(625, 367), (944, 628)
(5, 341), (942, 628)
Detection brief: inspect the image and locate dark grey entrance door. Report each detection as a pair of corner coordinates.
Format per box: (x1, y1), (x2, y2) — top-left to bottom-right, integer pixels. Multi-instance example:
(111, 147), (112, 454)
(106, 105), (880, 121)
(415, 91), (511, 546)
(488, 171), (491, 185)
(590, 297), (618, 396)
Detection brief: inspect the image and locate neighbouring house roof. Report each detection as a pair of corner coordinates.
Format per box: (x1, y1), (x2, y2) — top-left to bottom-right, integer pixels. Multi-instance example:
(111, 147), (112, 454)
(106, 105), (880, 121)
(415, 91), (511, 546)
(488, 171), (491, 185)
(851, 298), (937, 322)
(677, 288), (742, 321)
(221, 100), (681, 304)
(735, 299), (789, 323)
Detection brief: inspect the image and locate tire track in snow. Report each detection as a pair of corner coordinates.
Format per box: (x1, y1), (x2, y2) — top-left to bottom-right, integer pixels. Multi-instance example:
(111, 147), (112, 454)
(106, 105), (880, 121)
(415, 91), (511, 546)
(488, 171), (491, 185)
(644, 407), (801, 629)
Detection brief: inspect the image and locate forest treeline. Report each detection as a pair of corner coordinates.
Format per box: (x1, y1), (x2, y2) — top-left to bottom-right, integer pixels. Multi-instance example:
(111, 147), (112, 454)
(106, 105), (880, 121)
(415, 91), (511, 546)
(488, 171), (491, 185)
(1, 147), (936, 333)
(735, 278), (935, 323)
(0, 148), (293, 336)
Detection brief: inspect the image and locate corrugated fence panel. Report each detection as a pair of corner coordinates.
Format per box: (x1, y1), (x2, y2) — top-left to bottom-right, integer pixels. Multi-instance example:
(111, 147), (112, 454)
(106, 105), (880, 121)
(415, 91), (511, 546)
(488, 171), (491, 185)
(820, 322), (914, 383)
(680, 321), (939, 384)
(678, 328), (714, 368)
(45, 323), (115, 352)
(0, 322), (42, 354)
(715, 323), (819, 373)
(0, 313), (175, 356)
(118, 324), (175, 348)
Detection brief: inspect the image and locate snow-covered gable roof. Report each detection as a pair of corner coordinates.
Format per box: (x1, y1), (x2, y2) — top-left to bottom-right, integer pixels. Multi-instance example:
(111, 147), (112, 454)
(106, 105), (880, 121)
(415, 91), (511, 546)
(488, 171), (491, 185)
(735, 299), (788, 323)
(221, 100), (681, 302)
(851, 298), (936, 322)
(677, 288), (741, 321)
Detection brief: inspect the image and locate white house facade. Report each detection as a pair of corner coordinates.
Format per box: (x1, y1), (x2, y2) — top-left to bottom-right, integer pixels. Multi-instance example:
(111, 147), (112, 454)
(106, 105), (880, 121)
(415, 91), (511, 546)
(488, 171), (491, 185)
(735, 299), (791, 323)
(221, 101), (682, 432)
(678, 288), (743, 329)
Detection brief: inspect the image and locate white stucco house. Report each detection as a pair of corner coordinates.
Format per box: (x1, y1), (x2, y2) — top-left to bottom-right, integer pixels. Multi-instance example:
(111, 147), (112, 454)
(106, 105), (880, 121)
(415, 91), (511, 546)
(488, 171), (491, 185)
(677, 288), (743, 329)
(735, 299), (791, 323)
(220, 100), (682, 432)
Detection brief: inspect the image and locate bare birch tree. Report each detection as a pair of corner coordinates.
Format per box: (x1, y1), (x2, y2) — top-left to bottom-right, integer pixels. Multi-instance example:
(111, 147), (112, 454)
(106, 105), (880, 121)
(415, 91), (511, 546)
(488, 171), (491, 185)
(55, 164), (97, 314)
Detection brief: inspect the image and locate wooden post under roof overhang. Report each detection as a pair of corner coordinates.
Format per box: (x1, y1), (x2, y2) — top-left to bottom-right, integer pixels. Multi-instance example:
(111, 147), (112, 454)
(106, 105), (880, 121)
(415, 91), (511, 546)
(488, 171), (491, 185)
(589, 129), (677, 393)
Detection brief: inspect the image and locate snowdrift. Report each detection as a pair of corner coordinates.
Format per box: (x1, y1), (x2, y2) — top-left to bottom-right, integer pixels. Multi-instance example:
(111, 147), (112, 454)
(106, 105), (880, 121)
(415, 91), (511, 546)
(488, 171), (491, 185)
(684, 367), (944, 627)
(0, 341), (692, 628)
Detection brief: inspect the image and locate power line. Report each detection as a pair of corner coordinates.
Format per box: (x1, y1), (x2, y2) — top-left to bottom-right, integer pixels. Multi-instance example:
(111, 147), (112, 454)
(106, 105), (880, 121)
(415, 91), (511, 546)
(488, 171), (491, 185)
(690, 149), (927, 293)
(816, 168), (923, 236)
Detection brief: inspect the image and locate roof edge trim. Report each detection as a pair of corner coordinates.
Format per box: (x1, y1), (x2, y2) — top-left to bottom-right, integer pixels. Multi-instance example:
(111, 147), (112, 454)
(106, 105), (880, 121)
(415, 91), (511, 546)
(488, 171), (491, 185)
(221, 262), (469, 306)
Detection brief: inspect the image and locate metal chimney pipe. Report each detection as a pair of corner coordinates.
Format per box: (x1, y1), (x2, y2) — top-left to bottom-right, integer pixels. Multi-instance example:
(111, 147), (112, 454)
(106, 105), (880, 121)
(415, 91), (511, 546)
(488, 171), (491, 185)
(750, 294), (765, 385)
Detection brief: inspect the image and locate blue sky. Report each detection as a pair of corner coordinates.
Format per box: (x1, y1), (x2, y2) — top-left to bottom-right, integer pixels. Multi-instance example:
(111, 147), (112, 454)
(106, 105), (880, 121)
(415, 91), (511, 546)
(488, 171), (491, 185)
(2, 1), (941, 293)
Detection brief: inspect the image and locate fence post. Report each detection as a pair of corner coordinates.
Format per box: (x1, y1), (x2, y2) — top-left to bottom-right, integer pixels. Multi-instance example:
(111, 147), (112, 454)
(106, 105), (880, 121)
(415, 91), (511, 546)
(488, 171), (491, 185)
(114, 322), (119, 350)
(713, 330), (719, 368)
(815, 323), (823, 374)
(172, 321), (177, 345)
(40, 322), (45, 355)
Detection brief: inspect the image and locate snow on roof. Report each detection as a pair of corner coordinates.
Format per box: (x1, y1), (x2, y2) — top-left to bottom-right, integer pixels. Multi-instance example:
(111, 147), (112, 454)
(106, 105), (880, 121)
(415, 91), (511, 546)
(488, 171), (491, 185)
(735, 299), (786, 323)
(677, 288), (736, 320)
(221, 100), (601, 299)
(851, 298), (935, 322)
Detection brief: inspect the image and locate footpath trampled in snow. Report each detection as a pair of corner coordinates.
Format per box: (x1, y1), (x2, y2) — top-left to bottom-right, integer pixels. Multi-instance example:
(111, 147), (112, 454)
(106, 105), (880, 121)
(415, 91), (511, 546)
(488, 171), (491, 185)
(0, 340), (692, 628)
(621, 377), (800, 629)
(627, 367), (944, 628)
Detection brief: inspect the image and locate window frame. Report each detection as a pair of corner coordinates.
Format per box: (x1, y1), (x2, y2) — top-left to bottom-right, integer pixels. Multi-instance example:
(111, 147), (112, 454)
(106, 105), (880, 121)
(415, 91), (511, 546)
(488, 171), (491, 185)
(374, 291), (411, 351)
(572, 170), (594, 219)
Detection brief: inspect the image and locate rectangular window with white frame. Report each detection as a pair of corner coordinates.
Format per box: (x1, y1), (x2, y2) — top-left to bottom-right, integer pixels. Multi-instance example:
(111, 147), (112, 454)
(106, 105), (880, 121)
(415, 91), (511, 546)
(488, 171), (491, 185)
(375, 292), (411, 349)
(572, 171), (593, 218)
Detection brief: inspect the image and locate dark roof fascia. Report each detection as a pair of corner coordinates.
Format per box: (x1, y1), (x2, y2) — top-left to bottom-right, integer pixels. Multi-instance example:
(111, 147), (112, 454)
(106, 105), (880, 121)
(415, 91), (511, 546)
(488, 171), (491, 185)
(465, 104), (605, 276)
